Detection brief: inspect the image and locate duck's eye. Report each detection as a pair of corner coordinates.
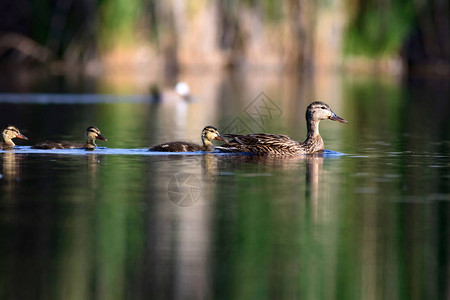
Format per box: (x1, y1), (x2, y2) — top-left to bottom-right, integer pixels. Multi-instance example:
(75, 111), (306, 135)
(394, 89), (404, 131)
(321, 106), (327, 110)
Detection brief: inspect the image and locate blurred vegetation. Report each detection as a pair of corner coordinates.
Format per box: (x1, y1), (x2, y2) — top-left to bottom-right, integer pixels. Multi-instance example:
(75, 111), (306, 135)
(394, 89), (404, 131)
(344, 0), (449, 73)
(344, 0), (416, 57)
(98, 0), (143, 48)
(0, 0), (448, 74)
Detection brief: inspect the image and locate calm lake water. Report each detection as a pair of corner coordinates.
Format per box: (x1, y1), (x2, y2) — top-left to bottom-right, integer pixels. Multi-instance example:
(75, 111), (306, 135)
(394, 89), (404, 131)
(0, 72), (449, 300)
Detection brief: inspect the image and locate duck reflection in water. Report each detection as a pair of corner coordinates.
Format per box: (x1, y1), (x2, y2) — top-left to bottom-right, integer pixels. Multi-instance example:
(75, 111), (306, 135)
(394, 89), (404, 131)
(1, 152), (23, 201)
(85, 153), (103, 190)
(214, 153), (327, 222)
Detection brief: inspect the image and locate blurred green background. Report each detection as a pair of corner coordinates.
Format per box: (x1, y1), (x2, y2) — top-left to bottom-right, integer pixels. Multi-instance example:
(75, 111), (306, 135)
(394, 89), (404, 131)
(0, 0), (448, 81)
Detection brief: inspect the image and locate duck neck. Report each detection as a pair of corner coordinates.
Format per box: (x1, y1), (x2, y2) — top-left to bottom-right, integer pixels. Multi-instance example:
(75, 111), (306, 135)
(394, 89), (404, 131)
(202, 136), (212, 147)
(2, 134), (15, 148)
(303, 119), (324, 150)
(85, 138), (96, 149)
(307, 119), (321, 138)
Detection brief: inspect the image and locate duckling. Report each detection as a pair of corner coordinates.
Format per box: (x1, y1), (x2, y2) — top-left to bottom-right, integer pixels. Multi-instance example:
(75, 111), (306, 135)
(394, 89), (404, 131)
(217, 101), (347, 156)
(1, 126), (28, 150)
(149, 126), (227, 152)
(32, 126), (107, 150)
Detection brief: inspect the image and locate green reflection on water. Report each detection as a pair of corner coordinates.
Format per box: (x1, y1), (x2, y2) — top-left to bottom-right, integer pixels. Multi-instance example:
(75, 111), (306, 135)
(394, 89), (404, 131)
(0, 74), (448, 300)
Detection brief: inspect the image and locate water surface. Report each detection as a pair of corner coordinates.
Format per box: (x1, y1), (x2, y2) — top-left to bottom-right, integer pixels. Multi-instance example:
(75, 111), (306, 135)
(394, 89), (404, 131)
(0, 74), (448, 300)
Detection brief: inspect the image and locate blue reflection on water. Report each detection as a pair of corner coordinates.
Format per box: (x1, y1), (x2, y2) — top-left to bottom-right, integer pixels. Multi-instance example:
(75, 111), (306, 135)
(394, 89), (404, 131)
(0, 94), (153, 104)
(2, 147), (346, 157)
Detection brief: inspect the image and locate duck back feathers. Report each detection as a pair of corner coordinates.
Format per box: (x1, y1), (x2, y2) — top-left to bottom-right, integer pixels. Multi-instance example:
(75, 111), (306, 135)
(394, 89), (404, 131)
(219, 134), (305, 156)
(149, 141), (211, 152)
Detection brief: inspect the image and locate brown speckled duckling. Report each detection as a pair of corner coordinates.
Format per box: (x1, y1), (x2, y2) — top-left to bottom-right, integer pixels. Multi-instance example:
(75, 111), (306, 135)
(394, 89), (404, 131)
(217, 101), (347, 156)
(32, 126), (107, 150)
(149, 126), (227, 152)
(1, 126), (28, 150)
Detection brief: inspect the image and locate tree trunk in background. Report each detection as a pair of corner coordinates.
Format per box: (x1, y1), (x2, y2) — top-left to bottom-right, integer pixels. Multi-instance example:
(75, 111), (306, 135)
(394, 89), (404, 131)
(63, 0), (99, 69)
(401, 0), (449, 75)
(1, 0), (447, 75)
(161, 0), (180, 82)
(285, 0), (317, 71)
(215, 0), (318, 71)
(216, 0), (245, 69)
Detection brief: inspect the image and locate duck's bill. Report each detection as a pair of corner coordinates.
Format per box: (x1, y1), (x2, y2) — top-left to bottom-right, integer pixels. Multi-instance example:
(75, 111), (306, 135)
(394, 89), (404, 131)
(17, 133), (28, 140)
(215, 135), (228, 142)
(329, 113), (348, 124)
(96, 134), (108, 141)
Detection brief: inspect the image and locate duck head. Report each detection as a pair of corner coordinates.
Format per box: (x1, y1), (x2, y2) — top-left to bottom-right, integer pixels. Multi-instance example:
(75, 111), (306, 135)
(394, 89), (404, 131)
(201, 126), (227, 146)
(2, 125), (28, 148)
(306, 101), (348, 124)
(85, 126), (107, 149)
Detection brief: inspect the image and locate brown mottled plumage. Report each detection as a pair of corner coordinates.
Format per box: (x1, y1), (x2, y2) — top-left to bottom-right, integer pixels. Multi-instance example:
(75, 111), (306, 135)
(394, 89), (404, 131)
(1, 126), (28, 150)
(149, 126), (227, 152)
(32, 126), (107, 150)
(217, 101), (347, 156)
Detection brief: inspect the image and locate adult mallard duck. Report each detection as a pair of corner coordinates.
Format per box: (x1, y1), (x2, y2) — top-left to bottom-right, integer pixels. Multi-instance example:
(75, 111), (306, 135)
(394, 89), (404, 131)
(217, 101), (347, 156)
(149, 126), (227, 152)
(1, 126), (28, 150)
(32, 126), (107, 150)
